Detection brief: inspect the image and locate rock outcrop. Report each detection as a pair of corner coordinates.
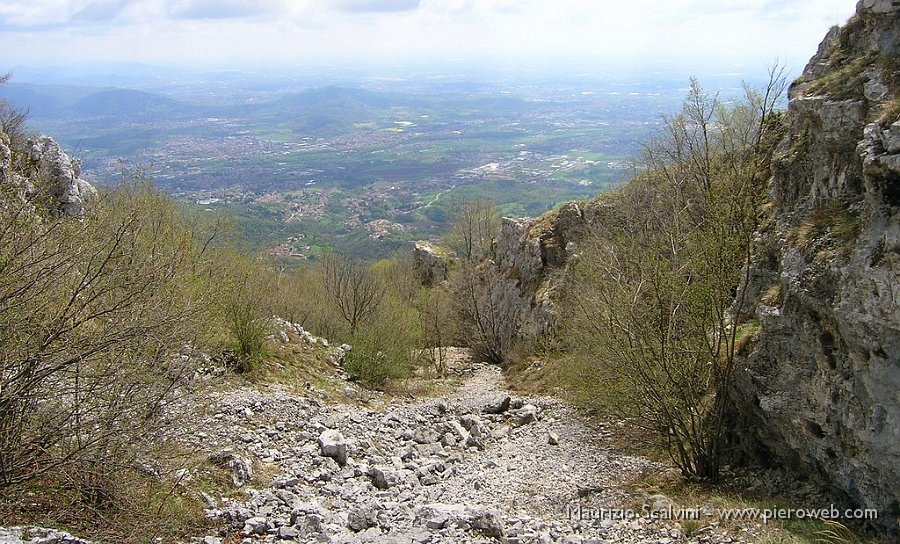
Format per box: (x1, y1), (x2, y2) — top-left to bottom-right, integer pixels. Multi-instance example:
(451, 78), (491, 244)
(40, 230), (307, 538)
(486, 201), (610, 340)
(0, 133), (10, 186)
(26, 136), (96, 216)
(412, 241), (454, 286)
(733, 1), (900, 536)
(0, 132), (95, 216)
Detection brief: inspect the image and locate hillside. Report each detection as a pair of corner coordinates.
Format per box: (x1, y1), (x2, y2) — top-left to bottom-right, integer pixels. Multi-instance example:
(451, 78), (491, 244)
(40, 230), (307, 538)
(70, 89), (197, 119)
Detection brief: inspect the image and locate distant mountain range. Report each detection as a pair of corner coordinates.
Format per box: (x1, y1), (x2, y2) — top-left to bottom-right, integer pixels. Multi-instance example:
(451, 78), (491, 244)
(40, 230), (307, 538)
(0, 83), (198, 119)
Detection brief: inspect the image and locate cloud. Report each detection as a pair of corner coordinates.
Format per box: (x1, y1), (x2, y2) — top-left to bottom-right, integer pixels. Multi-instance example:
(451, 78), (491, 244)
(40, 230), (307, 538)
(0, 0), (145, 28)
(72, 0), (130, 22)
(0, 0), (858, 74)
(334, 0), (421, 13)
(0, 1), (66, 28)
(166, 0), (287, 20)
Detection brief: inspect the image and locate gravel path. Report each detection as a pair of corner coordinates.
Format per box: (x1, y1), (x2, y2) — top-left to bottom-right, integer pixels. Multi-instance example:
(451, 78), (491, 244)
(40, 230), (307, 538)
(187, 356), (751, 544)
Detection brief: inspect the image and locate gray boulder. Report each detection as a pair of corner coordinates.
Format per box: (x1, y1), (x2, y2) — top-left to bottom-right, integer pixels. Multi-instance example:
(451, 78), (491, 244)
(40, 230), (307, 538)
(242, 517), (269, 536)
(368, 465), (396, 489)
(482, 395), (511, 414)
(347, 505), (378, 532)
(318, 429), (349, 466)
(515, 404), (540, 426)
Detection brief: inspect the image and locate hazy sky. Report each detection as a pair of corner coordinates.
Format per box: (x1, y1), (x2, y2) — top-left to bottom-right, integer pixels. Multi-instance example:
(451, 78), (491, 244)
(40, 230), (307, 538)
(0, 0), (857, 75)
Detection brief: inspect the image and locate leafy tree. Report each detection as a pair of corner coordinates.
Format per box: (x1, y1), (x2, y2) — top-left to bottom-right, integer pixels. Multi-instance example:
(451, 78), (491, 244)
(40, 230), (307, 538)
(450, 261), (518, 365)
(0, 73), (28, 154)
(334, 258), (423, 388)
(343, 298), (421, 387)
(417, 286), (454, 376)
(216, 253), (272, 372)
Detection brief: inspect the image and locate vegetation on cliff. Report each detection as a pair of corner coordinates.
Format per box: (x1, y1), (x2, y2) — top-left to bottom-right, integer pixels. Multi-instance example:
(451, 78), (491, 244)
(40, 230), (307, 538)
(554, 72), (788, 481)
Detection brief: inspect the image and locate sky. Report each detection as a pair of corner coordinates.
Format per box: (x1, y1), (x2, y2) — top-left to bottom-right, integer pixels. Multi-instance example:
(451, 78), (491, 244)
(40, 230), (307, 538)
(0, 0), (858, 77)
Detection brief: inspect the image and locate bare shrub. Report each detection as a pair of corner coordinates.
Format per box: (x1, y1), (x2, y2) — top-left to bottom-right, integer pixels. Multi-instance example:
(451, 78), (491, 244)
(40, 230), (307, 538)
(560, 69), (787, 481)
(0, 183), (212, 495)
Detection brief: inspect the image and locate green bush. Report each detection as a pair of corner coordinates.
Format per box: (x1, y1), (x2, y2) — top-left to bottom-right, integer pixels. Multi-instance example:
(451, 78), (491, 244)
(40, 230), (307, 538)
(0, 180), (215, 528)
(212, 253), (273, 372)
(558, 74), (787, 481)
(344, 294), (423, 388)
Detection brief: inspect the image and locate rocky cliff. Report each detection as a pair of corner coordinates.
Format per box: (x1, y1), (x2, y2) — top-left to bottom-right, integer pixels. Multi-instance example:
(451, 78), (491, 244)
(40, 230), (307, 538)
(413, 241), (454, 286)
(0, 133), (95, 216)
(486, 0), (899, 535)
(733, 0), (899, 535)
(487, 201), (612, 341)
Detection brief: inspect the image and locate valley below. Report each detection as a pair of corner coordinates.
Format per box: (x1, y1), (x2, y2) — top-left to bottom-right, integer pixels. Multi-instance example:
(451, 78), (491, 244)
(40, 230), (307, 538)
(0, 72), (742, 261)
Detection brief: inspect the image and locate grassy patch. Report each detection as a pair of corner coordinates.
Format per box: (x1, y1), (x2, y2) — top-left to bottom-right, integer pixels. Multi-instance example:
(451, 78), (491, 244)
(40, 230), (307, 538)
(735, 320), (762, 356)
(0, 452), (221, 543)
(793, 202), (863, 251)
(238, 334), (345, 394)
(803, 54), (875, 101)
(527, 208), (560, 238)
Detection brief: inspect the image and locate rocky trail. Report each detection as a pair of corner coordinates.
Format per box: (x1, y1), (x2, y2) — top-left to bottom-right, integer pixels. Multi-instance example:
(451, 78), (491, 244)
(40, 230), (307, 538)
(186, 353), (744, 544)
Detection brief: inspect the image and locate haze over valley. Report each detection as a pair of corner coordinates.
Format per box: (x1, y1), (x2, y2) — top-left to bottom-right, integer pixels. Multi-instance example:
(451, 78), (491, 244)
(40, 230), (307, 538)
(1, 69), (795, 260)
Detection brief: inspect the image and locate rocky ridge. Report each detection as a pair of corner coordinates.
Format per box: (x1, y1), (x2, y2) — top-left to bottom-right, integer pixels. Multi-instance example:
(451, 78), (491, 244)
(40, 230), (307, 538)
(733, 0), (900, 536)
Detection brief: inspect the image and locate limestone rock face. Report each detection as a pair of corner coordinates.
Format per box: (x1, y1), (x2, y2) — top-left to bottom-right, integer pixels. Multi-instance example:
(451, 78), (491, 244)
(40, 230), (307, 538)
(26, 136), (96, 216)
(412, 241), (453, 286)
(734, 1), (900, 536)
(486, 201), (609, 340)
(0, 133), (10, 186)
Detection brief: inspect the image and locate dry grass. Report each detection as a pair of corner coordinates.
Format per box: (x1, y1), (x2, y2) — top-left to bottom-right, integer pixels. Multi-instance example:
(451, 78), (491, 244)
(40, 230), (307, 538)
(761, 284), (783, 307)
(804, 55), (874, 100)
(792, 203), (862, 253)
(385, 347), (471, 398)
(237, 328), (346, 395)
(0, 451), (223, 543)
(876, 95), (900, 124)
(618, 474), (883, 544)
